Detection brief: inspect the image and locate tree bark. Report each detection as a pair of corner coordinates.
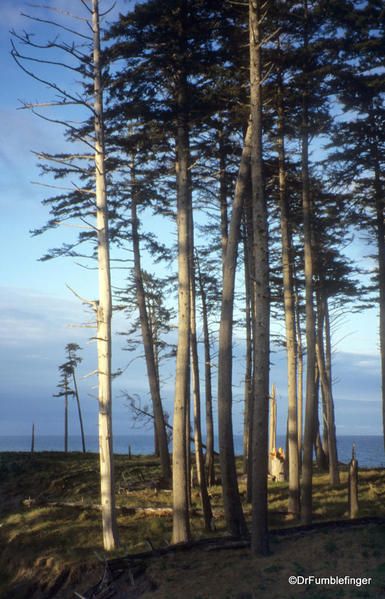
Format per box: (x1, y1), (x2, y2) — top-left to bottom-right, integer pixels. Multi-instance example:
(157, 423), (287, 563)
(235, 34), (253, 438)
(300, 0), (316, 526)
(249, 0), (270, 556)
(190, 238), (214, 531)
(348, 445), (359, 519)
(217, 121), (252, 537)
(64, 381), (68, 454)
(218, 114), (229, 271)
(172, 33), (191, 542)
(72, 370), (86, 454)
(316, 295), (339, 486)
(276, 48), (300, 514)
(373, 145), (385, 455)
(294, 280), (304, 466)
(130, 154), (171, 482)
(196, 257), (215, 487)
(243, 221), (253, 478)
(92, 0), (118, 551)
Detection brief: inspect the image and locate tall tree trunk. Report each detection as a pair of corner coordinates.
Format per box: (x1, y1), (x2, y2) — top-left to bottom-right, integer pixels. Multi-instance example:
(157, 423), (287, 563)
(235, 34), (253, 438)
(294, 280), (304, 465)
(72, 370), (86, 453)
(196, 257), (215, 487)
(64, 382), (68, 453)
(218, 121), (252, 537)
(249, 0), (270, 556)
(190, 235), (214, 531)
(172, 37), (191, 542)
(130, 155), (171, 481)
(92, 0), (118, 551)
(218, 114), (229, 271)
(276, 47), (300, 514)
(243, 220), (253, 477)
(373, 151), (385, 454)
(300, 0), (316, 526)
(269, 384), (277, 454)
(316, 295), (339, 486)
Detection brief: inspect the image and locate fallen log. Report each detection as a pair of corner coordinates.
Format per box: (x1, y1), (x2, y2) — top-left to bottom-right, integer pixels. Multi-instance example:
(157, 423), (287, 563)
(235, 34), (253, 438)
(23, 499), (173, 516)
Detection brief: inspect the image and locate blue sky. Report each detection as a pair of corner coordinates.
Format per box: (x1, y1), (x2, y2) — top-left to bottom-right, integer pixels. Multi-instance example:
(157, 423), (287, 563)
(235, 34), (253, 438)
(0, 1), (383, 444)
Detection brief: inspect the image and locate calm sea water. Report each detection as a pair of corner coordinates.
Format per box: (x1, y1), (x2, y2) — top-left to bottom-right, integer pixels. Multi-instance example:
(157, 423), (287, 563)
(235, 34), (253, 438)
(0, 433), (384, 468)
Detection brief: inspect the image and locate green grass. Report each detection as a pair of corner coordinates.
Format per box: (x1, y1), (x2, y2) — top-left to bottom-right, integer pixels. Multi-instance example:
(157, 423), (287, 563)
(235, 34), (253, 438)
(1, 452), (385, 598)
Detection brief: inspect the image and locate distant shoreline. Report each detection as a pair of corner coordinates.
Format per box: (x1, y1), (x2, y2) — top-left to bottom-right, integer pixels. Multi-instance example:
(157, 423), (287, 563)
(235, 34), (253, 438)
(0, 434), (384, 467)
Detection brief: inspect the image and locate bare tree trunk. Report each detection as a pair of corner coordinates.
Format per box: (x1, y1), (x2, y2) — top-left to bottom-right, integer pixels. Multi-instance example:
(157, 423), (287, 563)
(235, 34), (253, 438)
(269, 385), (277, 454)
(190, 234), (214, 531)
(196, 257), (215, 486)
(218, 114), (229, 271)
(244, 204), (255, 505)
(218, 121), (252, 537)
(316, 295), (339, 486)
(243, 219), (253, 477)
(172, 42), (191, 542)
(276, 50), (300, 514)
(64, 383), (68, 453)
(300, 0), (316, 527)
(348, 445), (359, 519)
(72, 370), (86, 453)
(92, 0), (118, 551)
(31, 423), (35, 453)
(374, 158), (385, 455)
(130, 154), (171, 481)
(249, 0), (270, 556)
(294, 282), (304, 466)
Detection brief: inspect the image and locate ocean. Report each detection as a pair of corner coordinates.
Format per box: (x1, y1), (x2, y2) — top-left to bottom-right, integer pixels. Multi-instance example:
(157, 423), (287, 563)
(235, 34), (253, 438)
(0, 433), (384, 468)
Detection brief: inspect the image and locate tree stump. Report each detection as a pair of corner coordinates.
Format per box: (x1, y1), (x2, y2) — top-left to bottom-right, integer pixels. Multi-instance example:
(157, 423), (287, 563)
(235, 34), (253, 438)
(348, 444), (359, 519)
(269, 448), (285, 482)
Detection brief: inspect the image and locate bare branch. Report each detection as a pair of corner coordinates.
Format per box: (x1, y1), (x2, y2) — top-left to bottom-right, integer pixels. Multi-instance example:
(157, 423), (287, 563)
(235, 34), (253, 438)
(261, 61), (275, 85)
(32, 151), (91, 176)
(33, 151), (94, 160)
(20, 11), (92, 40)
(11, 31), (89, 73)
(11, 40), (93, 112)
(54, 221), (94, 230)
(74, 262), (98, 270)
(31, 180), (96, 195)
(79, 0), (93, 15)
(22, 108), (96, 150)
(28, 4), (92, 23)
(82, 370), (99, 379)
(66, 283), (98, 309)
(19, 100), (80, 108)
(67, 323), (97, 328)
(99, 2), (117, 17)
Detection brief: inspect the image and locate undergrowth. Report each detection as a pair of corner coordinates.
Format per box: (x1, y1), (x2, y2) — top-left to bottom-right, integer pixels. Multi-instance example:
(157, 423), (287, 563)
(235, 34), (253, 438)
(1, 452), (385, 598)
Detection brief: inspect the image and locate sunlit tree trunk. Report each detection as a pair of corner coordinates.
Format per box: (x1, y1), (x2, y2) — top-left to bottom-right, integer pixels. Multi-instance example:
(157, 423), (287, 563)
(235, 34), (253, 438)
(92, 0), (118, 551)
(300, 0), (317, 526)
(64, 377), (69, 453)
(294, 279), (304, 466)
(218, 114), (229, 271)
(72, 369), (86, 454)
(196, 257), (215, 486)
(172, 36), (191, 542)
(276, 48), (300, 514)
(243, 220), (253, 477)
(189, 227), (214, 531)
(130, 154), (171, 481)
(373, 146), (385, 454)
(249, 0), (270, 556)
(218, 121), (252, 537)
(316, 295), (339, 486)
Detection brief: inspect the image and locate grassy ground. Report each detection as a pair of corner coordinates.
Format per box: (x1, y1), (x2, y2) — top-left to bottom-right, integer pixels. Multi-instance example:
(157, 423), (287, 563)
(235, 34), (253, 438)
(0, 452), (385, 598)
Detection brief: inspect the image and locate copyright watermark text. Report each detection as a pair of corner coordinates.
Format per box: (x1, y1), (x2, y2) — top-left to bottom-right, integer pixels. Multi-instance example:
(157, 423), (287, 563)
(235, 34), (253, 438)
(288, 575), (372, 587)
